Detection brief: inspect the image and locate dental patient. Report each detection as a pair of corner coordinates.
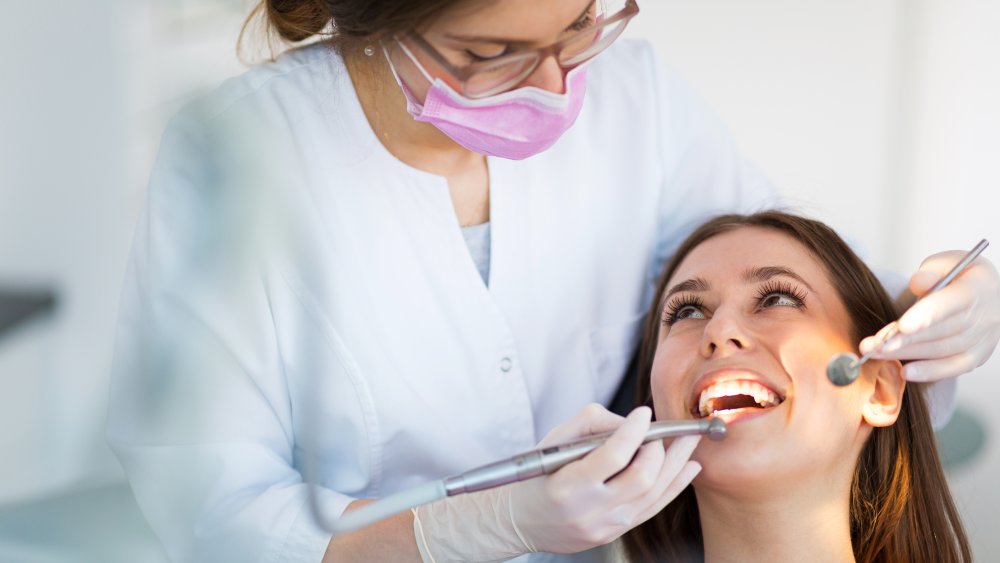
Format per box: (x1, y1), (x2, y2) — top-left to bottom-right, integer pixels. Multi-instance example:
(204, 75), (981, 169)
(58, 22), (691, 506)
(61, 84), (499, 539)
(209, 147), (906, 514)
(621, 211), (970, 562)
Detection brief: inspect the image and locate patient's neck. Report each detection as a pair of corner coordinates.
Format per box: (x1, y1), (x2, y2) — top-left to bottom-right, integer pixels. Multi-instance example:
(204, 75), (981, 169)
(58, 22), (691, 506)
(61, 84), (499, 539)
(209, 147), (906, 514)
(695, 476), (856, 563)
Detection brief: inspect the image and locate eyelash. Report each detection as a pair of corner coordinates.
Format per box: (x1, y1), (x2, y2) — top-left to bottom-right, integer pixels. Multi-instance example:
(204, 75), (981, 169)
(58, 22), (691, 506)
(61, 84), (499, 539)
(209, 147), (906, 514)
(567, 12), (595, 32)
(661, 296), (705, 327)
(465, 48), (509, 62)
(660, 281), (807, 326)
(754, 281), (807, 310)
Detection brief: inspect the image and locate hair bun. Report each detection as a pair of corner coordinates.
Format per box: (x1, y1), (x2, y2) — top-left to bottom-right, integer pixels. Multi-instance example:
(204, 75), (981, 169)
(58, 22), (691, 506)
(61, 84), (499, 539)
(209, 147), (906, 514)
(266, 0), (331, 42)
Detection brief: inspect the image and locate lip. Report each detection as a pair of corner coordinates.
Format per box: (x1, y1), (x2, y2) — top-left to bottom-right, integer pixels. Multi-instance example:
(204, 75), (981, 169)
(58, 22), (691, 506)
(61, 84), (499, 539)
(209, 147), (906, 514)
(708, 403), (781, 425)
(688, 367), (786, 419)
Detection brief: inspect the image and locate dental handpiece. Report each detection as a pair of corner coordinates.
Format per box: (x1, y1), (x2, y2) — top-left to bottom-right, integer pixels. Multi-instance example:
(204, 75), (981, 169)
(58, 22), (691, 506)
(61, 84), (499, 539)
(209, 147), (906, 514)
(323, 417), (726, 534)
(442, 417), (727, 495)
(827, 238), (990, 386)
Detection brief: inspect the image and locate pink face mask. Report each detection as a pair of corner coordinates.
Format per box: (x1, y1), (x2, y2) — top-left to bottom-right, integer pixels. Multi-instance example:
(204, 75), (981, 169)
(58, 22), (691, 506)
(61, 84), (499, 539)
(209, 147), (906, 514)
(385, 44), (589, 160)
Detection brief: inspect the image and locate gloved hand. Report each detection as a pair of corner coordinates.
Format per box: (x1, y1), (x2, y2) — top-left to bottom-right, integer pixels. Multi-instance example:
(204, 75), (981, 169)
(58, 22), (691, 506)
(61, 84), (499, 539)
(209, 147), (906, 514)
(412, 404), (702, 562)
(861, 251), (1000, 381)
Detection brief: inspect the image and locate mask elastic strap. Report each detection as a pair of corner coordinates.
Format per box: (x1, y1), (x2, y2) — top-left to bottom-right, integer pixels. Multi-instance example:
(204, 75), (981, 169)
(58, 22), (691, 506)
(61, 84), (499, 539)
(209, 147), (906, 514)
(383, 38), (437, 86)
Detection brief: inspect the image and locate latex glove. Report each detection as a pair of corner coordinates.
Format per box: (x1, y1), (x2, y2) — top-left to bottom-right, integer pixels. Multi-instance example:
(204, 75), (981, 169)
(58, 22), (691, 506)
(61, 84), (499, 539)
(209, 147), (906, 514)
(412, 405), (701, 562)
(861, 250), (1000, 382)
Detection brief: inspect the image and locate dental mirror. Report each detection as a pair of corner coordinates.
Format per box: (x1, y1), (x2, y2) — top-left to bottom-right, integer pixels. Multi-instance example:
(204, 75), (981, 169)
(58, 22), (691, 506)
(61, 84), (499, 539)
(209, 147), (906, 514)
(826, 239), (989, 387)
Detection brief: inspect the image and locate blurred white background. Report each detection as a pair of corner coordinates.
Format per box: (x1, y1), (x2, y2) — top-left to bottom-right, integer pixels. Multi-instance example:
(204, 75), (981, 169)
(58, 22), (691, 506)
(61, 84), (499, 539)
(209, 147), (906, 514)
(0, 0), (997, 560)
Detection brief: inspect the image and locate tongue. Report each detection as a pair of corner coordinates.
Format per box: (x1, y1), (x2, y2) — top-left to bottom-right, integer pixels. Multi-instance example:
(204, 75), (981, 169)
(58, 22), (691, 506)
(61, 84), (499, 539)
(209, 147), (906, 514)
(712, 394), (761, 412)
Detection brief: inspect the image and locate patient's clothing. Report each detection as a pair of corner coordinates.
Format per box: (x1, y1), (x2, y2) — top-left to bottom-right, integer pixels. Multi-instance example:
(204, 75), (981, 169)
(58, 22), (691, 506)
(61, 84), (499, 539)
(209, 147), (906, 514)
(462, 221), (492, 286)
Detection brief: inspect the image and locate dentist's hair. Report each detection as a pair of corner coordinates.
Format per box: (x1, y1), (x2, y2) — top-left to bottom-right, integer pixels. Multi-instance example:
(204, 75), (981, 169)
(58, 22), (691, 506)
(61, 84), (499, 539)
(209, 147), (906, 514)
(623, 211), (971, 563)
(240, 0), (461, 58)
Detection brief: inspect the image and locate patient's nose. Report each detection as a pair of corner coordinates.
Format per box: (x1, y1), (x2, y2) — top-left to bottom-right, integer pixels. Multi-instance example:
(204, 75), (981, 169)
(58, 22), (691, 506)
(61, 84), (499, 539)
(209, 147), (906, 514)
(700, 309), (752, 358)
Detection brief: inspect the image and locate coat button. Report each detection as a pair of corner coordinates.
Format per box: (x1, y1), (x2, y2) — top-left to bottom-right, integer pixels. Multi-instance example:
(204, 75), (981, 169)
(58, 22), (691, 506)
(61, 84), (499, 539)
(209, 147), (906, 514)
(500, 357), (513, 372)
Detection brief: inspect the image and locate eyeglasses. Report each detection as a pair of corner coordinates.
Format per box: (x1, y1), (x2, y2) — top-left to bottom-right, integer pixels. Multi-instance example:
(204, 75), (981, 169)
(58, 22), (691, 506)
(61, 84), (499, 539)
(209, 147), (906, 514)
(394, 0), (639, 99)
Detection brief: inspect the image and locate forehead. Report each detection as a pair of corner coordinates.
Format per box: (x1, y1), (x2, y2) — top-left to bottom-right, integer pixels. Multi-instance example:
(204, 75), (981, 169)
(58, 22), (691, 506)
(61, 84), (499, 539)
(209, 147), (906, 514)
(669, 227), (828, 286)
(430, 0), (592, 38)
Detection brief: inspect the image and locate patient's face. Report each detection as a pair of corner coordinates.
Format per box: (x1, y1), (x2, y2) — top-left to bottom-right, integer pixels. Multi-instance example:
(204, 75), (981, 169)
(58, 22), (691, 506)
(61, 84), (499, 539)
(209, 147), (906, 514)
(651, 227), (874, 495)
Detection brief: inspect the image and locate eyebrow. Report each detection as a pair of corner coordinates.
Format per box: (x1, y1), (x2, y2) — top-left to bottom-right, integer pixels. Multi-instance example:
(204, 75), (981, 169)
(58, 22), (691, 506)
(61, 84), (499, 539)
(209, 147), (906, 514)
(663, 277), (710, 301)
(742, 266), (815, 292)
(442, 1), (595, 44)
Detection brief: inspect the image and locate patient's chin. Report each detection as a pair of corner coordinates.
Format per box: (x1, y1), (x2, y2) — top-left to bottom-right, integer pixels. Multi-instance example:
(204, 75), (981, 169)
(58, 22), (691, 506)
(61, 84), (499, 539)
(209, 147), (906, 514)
(692, 430), (856, 500)
(693, 445), (776, 491)
(688, 431), (812, 498)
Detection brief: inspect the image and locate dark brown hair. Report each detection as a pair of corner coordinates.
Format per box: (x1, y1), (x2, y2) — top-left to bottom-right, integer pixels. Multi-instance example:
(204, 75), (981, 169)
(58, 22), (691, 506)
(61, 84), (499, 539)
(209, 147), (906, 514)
(622, 211), (971, 563)
(240, 0), (466, 59)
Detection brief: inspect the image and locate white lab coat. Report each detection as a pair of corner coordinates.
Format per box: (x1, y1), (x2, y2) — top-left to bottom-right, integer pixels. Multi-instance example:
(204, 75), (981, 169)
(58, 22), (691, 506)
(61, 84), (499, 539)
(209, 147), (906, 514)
(108, 38), (790, 562)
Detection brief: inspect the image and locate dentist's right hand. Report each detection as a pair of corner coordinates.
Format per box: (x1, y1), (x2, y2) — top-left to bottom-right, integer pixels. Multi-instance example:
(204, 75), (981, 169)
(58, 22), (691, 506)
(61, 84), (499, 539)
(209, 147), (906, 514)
(412, 405), (702, 562)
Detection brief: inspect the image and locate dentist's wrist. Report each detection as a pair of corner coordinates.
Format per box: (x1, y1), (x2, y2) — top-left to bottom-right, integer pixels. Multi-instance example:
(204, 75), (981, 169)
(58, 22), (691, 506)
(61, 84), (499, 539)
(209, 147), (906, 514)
(412, 487), (528, 563)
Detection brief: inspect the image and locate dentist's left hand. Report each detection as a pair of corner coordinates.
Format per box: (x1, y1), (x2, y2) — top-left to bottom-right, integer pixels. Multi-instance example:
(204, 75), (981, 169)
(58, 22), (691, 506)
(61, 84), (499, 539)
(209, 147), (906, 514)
(861, 251), (1000, 382)
(412, 405), (702, 562)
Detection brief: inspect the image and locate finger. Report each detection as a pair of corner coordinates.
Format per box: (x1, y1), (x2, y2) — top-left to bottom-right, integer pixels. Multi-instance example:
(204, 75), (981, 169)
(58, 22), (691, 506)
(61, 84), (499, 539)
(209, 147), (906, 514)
(592, 441), (702, 541)
(588, 457), (703, 543)
(603, 440), (665, 501)
(859, 322), (899, 355)
(909, 250), (975, 297)
(896, 288), (974, 335)
(861, 289), (977, 355)
(902, 351), (983, 382)
(898, 252), (997, 333)
(908, 269), (941, 297)
(663, 434), (702, 469)
(868, 328), (978, 362)
(886, 311), (978, 350)
(563, 406), (651, 482)
(632, 460), (702, 525)
(607, 434), (700, 501)
(539, 403), (625, 447)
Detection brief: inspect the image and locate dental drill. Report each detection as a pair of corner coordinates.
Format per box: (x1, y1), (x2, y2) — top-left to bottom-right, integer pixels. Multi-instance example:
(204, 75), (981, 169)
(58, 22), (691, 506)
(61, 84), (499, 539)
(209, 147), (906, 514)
(313, 417), (726, 534)
(827, 239), (990, 386)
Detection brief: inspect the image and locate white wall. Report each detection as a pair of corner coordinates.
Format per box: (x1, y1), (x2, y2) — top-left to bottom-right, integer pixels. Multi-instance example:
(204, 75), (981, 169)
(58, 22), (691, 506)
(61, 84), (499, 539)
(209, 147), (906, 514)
(902, 1), (1000, 559)
(1, 0), (997, 558)
(0, 0), (130, 500)
(625, 0), (909, 267)
(0, 0), (253, 503)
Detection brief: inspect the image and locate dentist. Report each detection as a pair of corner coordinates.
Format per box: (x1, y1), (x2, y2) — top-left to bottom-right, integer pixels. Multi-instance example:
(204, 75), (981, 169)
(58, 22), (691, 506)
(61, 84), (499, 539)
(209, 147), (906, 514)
(107, 1), (1000, 562)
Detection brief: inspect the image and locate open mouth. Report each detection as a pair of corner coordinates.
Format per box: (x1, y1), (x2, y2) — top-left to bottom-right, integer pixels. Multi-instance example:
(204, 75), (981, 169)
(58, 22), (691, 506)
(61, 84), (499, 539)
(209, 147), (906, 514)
(694, 379), (784, 418)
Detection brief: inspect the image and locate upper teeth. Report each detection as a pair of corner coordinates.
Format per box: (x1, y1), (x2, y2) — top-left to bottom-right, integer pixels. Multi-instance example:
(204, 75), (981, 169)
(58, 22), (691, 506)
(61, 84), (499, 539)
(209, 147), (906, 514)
(698, 379), (781, 417)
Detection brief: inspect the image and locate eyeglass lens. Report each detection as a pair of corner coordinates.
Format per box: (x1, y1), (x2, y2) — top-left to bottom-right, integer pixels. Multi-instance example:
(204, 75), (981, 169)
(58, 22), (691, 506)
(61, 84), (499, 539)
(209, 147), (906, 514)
(464, 0), (634, 97)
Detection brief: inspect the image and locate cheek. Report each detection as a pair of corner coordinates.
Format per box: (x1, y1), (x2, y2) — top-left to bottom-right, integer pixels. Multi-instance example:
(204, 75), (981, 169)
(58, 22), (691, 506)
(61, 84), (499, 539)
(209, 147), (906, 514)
(650, 339), (695, 419)
(418, 53), (464, 91)
(773, 320), (853, 385)
(390, 52), (429, 99)
(390, 48), (463, 101)
(777, 331), (869, 468)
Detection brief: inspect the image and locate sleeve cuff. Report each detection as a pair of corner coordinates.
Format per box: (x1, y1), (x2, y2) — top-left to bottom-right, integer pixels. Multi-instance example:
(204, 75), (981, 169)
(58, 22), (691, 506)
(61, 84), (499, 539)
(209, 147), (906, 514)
(926, 376), (958, 431)
(267, 486), (353, 563)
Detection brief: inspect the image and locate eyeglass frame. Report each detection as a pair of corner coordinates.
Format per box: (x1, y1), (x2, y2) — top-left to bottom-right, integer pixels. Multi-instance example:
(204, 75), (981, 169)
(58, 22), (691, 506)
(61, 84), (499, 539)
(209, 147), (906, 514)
(390, 0), (640, 99)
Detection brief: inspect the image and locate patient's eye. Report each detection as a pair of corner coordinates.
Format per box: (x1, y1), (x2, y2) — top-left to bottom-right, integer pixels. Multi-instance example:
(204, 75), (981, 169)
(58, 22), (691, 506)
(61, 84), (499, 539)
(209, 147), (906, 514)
(662, 296), (707, 326)
(756, 281), (806, 310)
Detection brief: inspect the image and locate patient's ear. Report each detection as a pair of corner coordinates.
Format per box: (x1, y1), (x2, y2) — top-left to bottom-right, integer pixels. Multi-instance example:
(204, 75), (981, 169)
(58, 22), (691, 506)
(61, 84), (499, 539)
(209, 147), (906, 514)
(862, 359), (905, 427)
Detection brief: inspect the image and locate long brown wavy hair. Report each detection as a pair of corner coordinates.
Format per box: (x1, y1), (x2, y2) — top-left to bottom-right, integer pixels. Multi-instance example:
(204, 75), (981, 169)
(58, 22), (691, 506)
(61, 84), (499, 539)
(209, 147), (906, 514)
(622, 211), (971, 563)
